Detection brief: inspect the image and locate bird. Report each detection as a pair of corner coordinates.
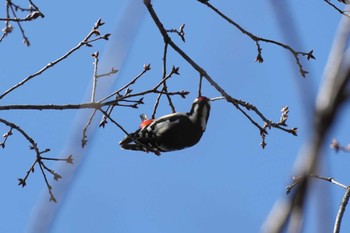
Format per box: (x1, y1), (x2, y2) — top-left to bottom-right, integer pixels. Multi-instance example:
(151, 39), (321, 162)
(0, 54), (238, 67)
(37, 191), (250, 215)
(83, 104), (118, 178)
(119, 96), (211, 155)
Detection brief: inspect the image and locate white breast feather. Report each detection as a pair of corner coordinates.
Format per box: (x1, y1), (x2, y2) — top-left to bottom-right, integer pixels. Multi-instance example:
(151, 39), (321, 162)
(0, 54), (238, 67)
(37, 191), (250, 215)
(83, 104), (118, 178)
(189, 104), (199, 123)
(189, 105), (208, 131)
(200, 106), (208, 131)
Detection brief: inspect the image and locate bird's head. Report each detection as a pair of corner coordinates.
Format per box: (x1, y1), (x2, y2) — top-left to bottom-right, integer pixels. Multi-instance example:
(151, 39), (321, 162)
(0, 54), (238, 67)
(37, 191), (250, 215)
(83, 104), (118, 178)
(189, 96), (211, 131)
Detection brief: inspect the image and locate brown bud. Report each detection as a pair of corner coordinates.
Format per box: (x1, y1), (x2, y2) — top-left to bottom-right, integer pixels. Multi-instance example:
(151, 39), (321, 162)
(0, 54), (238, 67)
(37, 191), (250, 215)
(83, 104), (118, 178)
(255, 53), (264, 63)
(143, 64), (151, 71)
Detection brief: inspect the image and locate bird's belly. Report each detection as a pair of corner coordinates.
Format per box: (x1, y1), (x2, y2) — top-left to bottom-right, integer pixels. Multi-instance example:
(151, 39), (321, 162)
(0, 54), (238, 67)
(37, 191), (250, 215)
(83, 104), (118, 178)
(157, 126), (203, 151)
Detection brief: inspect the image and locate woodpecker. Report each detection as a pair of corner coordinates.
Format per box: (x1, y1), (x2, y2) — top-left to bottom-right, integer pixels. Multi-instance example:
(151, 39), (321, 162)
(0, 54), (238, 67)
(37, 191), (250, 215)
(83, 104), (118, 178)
(119, 96), (211, 155)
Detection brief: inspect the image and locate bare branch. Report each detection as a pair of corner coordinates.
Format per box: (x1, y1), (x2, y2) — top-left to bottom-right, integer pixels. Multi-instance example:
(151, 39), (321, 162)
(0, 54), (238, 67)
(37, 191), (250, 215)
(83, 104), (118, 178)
(0, 0), (44, 44)
(197, 0), (315, 77)
(286, 174), (350, 233)
(81, 109), (98, 148)
(263, 13), (350, 233)
(334, 188), (350, 233)
(0, 127), (12, 148)
(0, 117), (72, 202)
(0, 102), (103, 111)
(98, 64), (151, 103)
(323, 0), (350, 17)
(286, 174), (348, 194)
(152, 43), (177, 118)
(0, 118), (40, 154)
(166, 23), (186, 42)
(8, 1), (30, 46)
(91, 52), (100, 102)
(37, 159), (57, 202)
(0, 18), (109, 100)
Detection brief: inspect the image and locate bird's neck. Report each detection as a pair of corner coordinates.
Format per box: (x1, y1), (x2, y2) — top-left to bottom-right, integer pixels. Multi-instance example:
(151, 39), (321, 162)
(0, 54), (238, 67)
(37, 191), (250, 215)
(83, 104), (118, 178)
(188, 103), (210, 131)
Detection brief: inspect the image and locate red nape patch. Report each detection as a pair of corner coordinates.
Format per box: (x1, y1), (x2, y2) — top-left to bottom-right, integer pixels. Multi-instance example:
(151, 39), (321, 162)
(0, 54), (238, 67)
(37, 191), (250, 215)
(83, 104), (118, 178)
(140, 119), (154, 128)
(197, 96), (209, 101)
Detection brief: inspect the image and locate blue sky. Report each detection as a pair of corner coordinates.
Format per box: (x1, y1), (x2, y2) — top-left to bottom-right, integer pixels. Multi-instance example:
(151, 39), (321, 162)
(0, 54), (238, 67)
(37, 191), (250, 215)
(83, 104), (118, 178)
(1, 1), (350, 232)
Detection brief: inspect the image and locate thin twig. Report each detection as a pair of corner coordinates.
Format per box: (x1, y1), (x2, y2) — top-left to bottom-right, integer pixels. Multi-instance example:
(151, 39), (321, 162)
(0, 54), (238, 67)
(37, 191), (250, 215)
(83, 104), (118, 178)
(0, 127), (13, 148)
(81, 109), (98, 147)
(334, 188), (350, 233)
(152, 42), (176, 118)
(0, 0), (44, 45)
(0, 18), (109, 100)
(98, 64), (151, 103)
(96, 67), (118, 78)
(91, 52), (100, 102)
(263, 14), (350, 229)
(166, 23), (186, 42)
(0, 117), (71, 202)
(82, 52), (119, 146)
(37, 160), (57, 202)
(152, 93), (163, 119)
(28, 0), (41, 11)
(198, 74), (203, 97)
(286, 174), (350, 233)
(8, 1), (30, 46)
(197, 0), (315, 77)
(162, 48), (177, 114)
(323, 0), (350, 17)
(0, 33), (7, 43)
(0, 89), (188, 112)
(0, 102), (103, 111)
(0, 118), (40, 154)
(286, 174), (348, 194)
(0, 16), (38, 22)
(102, 67), (187, 108)
(41, 154), (73, 163)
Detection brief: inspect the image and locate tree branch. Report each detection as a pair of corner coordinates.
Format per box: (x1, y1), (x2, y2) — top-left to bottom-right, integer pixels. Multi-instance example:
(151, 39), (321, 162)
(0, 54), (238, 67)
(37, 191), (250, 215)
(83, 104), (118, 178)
(197, 0), (315, 77)
(0, 117), (73, 202)
(334, 188), (350, 233)
(0, 18), (110, 100)
(323, 0), (350, 17)
(262, 13), (350, 233)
